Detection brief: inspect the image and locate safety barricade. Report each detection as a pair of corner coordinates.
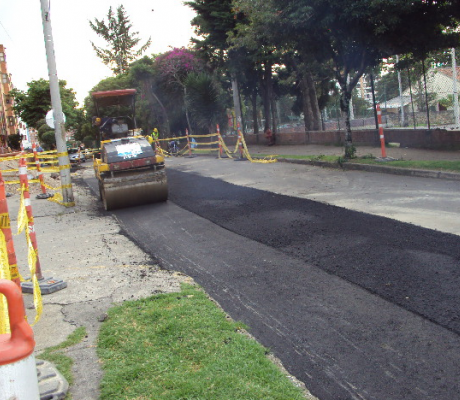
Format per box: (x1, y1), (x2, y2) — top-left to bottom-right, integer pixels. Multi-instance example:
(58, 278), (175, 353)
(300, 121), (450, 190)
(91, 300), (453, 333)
(0, 148), (71, 334)
(153, 126), (277, 164)
(0, 148), (76, 207)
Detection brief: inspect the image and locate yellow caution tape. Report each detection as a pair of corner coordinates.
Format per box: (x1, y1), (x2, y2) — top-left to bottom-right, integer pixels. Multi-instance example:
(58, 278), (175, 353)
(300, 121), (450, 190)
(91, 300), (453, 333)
(189, 133), (219, 138)
(0, 213), (10, 229)
(46, 191), (74, 207)
(17, 185), (42, 325)
(0, 229), (12, 334)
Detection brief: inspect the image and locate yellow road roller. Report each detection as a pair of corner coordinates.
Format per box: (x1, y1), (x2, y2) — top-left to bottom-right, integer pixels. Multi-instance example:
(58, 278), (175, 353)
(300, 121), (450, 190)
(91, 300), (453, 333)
(92, 89), (168, 210)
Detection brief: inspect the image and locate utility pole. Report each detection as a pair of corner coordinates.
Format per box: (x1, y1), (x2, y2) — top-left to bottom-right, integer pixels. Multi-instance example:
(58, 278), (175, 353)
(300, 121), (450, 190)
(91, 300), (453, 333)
(396, 55), (405, 127)
(39, 0), (74, 206)
(452, 48), (460, 128)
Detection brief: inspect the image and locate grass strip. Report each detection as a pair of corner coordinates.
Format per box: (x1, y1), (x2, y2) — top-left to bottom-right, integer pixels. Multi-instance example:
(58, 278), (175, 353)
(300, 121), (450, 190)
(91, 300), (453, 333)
(349, 158), (460, 172)
(97, 284), (308, 400)
(38, 326), (87, 390)
(259, 153), (460, 172)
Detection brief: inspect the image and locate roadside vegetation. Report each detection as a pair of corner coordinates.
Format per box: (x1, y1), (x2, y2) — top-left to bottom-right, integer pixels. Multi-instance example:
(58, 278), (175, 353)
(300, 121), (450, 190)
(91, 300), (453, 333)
(38, 326), (87, 396)
(350, 158), (460, 173)
(257, 153), (460, 173)
(97, 284), (310, 400)
(11, 3), (459, 157)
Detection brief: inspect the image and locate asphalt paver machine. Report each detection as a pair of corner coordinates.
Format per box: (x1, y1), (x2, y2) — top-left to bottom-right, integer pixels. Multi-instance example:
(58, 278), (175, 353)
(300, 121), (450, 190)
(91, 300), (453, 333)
(92, 89), (168, 210)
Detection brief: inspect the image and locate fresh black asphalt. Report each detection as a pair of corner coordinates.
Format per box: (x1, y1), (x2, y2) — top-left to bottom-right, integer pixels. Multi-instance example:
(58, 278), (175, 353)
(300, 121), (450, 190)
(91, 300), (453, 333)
(87, 168), (460, 400)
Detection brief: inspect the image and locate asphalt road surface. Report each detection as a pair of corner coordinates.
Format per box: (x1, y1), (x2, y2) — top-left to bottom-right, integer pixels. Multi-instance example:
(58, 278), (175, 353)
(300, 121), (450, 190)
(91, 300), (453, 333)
(85, 159), (460, 400)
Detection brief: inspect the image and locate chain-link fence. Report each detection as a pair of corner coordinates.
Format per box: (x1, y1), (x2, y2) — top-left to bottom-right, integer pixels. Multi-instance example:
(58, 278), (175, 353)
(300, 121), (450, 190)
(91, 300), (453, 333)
(235, 58), (460, 134)
(322, 59), (460, 131)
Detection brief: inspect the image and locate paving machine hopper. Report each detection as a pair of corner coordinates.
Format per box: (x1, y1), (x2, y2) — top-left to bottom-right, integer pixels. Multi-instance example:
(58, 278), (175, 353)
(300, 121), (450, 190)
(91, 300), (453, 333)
(92, 89), (168, 210)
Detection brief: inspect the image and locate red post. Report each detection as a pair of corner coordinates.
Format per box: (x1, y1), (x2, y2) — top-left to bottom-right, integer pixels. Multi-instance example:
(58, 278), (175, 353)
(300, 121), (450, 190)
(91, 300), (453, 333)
(32, 143), (47, 195)
(376, 104), (387, 158)
(18, 155), (43, 280)
(0, 171), (21, 288)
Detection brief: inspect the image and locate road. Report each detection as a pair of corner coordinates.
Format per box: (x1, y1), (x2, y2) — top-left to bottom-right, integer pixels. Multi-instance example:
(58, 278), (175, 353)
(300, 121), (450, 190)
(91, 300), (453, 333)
(86, 158), (460, 400)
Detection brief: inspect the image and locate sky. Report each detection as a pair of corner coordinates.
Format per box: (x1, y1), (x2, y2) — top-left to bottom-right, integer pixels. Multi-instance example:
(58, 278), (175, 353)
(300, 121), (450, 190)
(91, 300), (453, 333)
(0, 0), (197, 105)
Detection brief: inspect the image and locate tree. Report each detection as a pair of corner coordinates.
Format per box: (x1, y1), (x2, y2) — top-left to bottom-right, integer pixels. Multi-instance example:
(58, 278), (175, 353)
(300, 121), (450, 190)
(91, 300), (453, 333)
(10, 79), (80, 130)
(155, 48), (206, 134)
(184, 72), (226, 133)
(129, 57), (171, 137)
(89, 5), (151, 75)
(186, 0), (250, 133)
(271, 0), (460, 158)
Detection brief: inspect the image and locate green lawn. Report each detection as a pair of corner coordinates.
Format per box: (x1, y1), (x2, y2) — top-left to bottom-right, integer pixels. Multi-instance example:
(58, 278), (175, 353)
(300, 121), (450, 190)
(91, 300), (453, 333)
(349, 158), (460, 172)
(97, 284), (309, 400)
(257, 153), (460, 172)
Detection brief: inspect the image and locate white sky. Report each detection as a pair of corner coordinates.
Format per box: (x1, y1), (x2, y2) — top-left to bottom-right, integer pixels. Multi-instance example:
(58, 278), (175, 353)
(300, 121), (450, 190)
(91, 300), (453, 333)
(0, 0), (197, 105)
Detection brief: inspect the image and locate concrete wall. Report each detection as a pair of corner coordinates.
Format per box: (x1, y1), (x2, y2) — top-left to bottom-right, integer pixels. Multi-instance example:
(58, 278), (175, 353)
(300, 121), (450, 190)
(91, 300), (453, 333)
(224, 128), (460, 150)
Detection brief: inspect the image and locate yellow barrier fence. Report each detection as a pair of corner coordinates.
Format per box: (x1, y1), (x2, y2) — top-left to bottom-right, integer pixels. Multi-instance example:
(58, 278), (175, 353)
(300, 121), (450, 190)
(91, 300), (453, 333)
(156, 130), (277, 164)
(0, 150), (76, 207)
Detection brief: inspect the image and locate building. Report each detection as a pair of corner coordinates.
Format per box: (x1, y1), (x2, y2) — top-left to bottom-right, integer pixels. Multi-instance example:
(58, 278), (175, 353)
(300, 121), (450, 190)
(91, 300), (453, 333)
(382, 66), (460, 113)
(0, 44), (19, 146)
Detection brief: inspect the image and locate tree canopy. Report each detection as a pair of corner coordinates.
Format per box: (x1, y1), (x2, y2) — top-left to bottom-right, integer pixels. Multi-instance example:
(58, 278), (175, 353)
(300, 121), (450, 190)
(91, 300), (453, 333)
(10, 78), (80, 130)
(89, 5), (151, 75)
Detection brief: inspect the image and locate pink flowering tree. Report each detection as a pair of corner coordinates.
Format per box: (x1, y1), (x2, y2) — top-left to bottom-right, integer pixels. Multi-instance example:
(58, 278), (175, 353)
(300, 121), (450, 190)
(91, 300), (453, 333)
(155, 48), (206, 134)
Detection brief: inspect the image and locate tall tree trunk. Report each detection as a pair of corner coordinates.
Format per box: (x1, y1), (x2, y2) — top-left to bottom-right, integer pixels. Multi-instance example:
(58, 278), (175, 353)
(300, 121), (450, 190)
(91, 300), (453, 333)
(262, 63), (272, 132)
(271, 96), (277, 145)
(146, 82), (170, 137)
(300, 72), (321, 131)
(252, 91), (259, 136)
(231, 77), (243, 132)
(339, 80), (354, 159)
(183, 86), (193, 135)
(306, 72), (322, 131)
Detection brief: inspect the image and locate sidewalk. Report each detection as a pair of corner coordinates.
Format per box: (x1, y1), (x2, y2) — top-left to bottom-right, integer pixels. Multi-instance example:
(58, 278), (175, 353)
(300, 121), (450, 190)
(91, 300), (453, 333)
(8, 168), (189, 400)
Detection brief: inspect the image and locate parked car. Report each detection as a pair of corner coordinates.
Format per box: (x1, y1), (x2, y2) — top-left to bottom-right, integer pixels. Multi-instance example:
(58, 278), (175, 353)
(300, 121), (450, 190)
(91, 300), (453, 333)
(68, 148), (86, 163)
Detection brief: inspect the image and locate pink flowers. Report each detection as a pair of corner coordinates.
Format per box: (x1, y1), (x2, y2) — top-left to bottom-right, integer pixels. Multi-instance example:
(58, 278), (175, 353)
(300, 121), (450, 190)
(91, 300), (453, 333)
(155, 48), (204, 83)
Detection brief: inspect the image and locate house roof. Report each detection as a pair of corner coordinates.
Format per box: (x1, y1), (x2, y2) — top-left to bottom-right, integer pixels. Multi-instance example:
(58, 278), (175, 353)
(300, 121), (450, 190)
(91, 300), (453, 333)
(379, 96), (412, 109)
(436, 66), (460, 81)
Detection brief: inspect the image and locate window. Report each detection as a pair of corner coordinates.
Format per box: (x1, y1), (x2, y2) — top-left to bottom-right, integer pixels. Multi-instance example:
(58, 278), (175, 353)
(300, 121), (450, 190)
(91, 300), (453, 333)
(2, 74), (7, 84)
(8, 116), (15, 126)
(0, 52), (4, 62)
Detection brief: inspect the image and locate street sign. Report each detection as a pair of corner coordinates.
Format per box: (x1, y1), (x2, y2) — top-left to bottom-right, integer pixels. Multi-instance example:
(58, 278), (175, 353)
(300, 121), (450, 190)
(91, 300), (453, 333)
(45, 109), (66, 129)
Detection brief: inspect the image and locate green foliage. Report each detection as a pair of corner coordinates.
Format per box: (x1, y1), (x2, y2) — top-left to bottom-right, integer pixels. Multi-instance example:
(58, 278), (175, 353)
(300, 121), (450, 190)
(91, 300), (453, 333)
(89, 5), (151, 75)
(41, 131), (57, 149)
(439, 94), (460, 109)
(344, 144), (357, 159)
(7, 134), (21, 150)
(38, 326), (87, 389)
(97, 284), (306, 400)
(10, 79), (80, 130)
(185, 72), (226, 133)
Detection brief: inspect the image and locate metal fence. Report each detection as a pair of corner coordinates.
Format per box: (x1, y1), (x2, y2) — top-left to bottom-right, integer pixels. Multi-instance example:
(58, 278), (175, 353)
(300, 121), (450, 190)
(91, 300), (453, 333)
(323, 59), (460, 131)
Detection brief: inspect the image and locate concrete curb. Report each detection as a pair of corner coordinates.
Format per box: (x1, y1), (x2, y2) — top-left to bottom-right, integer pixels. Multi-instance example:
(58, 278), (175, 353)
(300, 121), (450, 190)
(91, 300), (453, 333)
(277, 158), (460, 181)
(36, 359), (68, 400)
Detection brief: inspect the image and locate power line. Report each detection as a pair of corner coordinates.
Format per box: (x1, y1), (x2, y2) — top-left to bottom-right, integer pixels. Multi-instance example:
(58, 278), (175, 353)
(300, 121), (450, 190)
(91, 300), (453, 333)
(0, 19), (14, 43)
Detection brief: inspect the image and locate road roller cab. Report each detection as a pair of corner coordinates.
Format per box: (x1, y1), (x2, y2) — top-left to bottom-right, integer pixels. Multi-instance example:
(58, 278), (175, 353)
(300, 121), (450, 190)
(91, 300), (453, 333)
(92, 89), (168, 210)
